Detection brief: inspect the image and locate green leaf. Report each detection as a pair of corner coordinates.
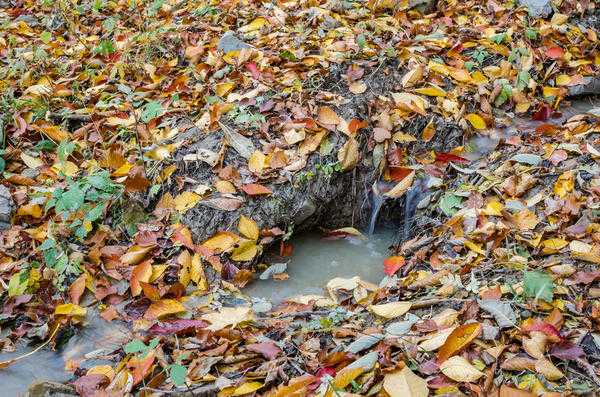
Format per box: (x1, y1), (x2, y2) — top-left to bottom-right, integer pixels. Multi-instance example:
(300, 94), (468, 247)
(57, 140), (76, 162)
(57, 184), (85, 213)
(525, 28), (538, 41)
(439, 193), (462, 217)
(523, 271), (554, 302)
(124, 339), (147, 354)
(40, 31), (52, 44)
(356, 34), (366, 49)
(169, 364), (187, 386)
(140, 100), (163, 123)
(516, 70), (530, 91)
(494, 84), (512, 107)
(8, 272), (28, 297)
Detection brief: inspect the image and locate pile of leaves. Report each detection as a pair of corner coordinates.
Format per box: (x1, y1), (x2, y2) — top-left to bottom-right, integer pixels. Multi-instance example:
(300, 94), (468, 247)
(1, 0), (600, 395)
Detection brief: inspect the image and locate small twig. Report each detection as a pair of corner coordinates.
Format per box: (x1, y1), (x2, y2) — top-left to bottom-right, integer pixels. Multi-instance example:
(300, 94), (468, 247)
(0, 323), (60, 368)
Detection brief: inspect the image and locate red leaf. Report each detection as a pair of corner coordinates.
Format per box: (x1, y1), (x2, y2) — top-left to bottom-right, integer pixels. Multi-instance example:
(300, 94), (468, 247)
(245, 62), (261, 79)
(521, 319), (562, 342)
(546, 46), (564, 60)
(246, 341), (282, 360)
(348, 119), (368, 135)
(388, 167), (412, 182)
(148, 319), (208, 335)
(383, 256), (405, 276)
(435, 152), (469, 164)
(532, 104), (552, 121)
(242, 183), (273, 196)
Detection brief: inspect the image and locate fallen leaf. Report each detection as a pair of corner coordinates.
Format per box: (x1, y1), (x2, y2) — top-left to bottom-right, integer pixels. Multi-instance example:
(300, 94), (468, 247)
(370, 301), (412, 319)
(437, 322), (482, 362)
(143, 299), (186, 319)
(439, 356), (484, 382)
(383, 366), (429, 397)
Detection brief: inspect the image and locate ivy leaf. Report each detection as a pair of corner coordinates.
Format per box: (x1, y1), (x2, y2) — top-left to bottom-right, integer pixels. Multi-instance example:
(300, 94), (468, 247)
(524, 271), (554, 302)
(169, 364), (187, 386)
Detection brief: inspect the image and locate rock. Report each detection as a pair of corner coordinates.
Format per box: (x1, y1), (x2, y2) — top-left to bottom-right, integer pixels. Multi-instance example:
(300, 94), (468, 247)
(568, 76), (600, 97)
(518, 0), (552, 18)
(0, 185), (14, 230)
(217, 31), (251, 53)
(27, 381), (77, 397)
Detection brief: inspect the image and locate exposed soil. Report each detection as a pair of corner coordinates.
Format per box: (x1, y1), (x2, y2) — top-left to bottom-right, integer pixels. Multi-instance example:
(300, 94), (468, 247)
(174, 62), (463, 242)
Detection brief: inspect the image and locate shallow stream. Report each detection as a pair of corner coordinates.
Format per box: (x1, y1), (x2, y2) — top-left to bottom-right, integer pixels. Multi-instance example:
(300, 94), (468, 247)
(1, 98), (599, 395)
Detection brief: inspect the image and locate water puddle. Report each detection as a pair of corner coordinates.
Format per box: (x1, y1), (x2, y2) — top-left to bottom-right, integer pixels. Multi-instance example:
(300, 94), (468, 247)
(0, 309), (128, 396)
(245, 229), (395, 304)
(464, 97), (600, 161)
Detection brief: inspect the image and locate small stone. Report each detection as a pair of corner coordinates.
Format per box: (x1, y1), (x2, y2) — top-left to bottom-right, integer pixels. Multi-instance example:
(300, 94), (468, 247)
(518, 0), (552, 18)
(217, 31), (250, 53)
(27, 381), (77, 397)
(0, 185), (14, 230)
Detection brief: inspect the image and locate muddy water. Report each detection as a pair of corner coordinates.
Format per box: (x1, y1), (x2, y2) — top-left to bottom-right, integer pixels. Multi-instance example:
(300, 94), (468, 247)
(245, 229), (395, 303)
(0, 309), (128, 396)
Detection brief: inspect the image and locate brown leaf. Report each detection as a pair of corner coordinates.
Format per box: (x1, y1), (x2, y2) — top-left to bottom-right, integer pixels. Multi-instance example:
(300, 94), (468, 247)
(241, 183), (273, 196)
(337, 137), (359, 171)
(69, 274), (86, 306)
(125, 166), (150, 193)
(143, 299), (186, 319)
(318, 106), (341, 125)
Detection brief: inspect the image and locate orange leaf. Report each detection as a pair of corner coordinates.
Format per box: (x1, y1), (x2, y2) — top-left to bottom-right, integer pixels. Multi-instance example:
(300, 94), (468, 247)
(437, 322), (482, 362)
(130, 260), (152, 296)
(383, 256), (405, 276)
(242, 183), (272, 196)
(546, 46), (564, 60)
(318, 106), (341, 125)
(69, 274), (86, 305)
(144, 299), (186, 319)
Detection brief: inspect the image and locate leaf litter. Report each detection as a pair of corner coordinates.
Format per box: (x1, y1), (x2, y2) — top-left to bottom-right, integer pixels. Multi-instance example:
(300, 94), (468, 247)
(0, 0), (600, 396)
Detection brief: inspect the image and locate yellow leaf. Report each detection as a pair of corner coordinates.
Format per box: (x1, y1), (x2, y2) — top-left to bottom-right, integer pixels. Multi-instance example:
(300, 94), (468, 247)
(541, 238), (568, 254)
(238, 17), (268, 33)
(232, 381), (263, 396)
(401, 66), (423, 87)
(55, 303), (87, 317)
(332, 367), (364, 389)
(17, 204), (42, 218)
(465, 240), (485, 255)
(238, 215), (259, 240)
(174, 191), (202, 213)
(534, 358), (564, 380)
(414, 85), (446, 97)
(383, 366), (429, 397)
(202, 232), (240, 253)
(231, 240), (259, 261)
(555, 74), (571, 86)
(465, 113), (486, 130)
(215, 82), (236, 97)
(370, 301), (412, 319)
(130, 260), (152, 296)
(201, 306), (253, 331)
(248, 150), (266, 174)
(543, 86), (562, 98)
(51, 161), (79, 177)
(512, 208), (539, 231)
(437, 323), (482, 362)
(87, 365), (115, 380)
(471, 71), (488, 85)
(553, 171), (573, 198)
(419, 327), (457, 351)
(439, 356), (484, 382)
(143, 299), (186, 319)
(121, 245), (153, 266)
(482, 200), (503, 216)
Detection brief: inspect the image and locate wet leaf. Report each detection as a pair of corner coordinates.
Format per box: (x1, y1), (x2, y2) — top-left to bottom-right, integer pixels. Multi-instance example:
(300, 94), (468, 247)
(144, 299), (186, 319)
(238, 215), (259, 240)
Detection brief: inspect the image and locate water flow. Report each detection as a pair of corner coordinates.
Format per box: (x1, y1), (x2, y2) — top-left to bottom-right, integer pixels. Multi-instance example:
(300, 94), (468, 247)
(368, 193), (386, 236)
(0, 309), (128, 396)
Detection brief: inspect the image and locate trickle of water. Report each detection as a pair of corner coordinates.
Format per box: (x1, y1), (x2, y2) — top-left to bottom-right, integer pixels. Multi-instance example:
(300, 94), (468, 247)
(368, 193), (385, 236)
